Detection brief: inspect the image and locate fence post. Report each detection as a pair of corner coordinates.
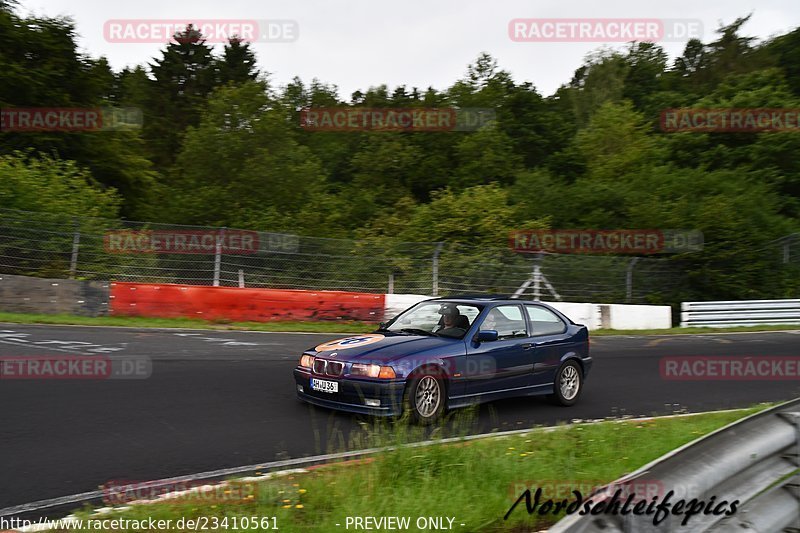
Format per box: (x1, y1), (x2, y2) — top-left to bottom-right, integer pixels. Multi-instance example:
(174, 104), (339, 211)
(626, 257), (640, 303)
(238, 269), (244, 288)
(432, 242), (444, 296)
(69, 217), (81, 279)
(388, 273), (394, 294)
(213, 227), (225, 287)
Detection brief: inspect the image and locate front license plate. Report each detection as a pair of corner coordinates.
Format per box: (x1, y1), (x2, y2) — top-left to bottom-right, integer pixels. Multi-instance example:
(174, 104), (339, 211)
(311, 378), (339, 394)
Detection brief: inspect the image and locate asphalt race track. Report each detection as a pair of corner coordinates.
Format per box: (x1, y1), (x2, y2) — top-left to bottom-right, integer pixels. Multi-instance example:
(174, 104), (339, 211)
(1, 324), (799, 510)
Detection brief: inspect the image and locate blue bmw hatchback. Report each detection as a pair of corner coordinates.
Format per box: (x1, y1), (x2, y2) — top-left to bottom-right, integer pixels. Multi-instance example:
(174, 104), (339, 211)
(294, 297), (591, 423)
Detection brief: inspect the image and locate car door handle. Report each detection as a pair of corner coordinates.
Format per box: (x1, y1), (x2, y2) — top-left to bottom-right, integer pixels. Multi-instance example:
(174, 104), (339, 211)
(520, 342), (536, 350)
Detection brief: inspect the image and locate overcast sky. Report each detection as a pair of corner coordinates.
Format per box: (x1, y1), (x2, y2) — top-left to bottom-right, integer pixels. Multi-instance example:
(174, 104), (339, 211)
(20, 0), (800, 99)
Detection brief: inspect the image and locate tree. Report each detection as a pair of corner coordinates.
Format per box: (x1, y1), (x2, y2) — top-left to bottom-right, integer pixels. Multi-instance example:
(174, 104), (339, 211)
(448, 53), (516, 109)
(146, 24), (217, 168)
(0, 151), (122, 279)
(0, 5), (156, 218)
(362, 183), (546, 247)
(767, 28), (800, 96)
(500, 83), (572, 169)
(562, 50), (629, 126)
(0, 152), (120, 217)
(349, 134), (418, 207)
(574, 100), (662, 182)
(669, 16), (767, 94)
(622, 42), (668, 112)
(167, 82), (326, 229)
(622, 166), (794, 300)
(454, 127), (523, 189)
(216, 38), (259, 85)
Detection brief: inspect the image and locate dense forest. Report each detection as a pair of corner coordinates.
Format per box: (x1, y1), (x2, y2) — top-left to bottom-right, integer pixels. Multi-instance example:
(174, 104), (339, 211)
(1, 1), (799, 300)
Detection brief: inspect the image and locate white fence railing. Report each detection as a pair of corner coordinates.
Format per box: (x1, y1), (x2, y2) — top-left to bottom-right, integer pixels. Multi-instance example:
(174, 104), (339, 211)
(681, 299), (800, 327)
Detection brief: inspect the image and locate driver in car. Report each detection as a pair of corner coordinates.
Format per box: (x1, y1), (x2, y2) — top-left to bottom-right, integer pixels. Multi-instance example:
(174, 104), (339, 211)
(434, 304), (468, 337)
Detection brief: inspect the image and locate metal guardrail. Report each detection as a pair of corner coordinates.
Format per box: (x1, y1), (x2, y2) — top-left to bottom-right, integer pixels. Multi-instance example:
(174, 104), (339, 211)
(550, 399), (800, 532)
(681, 299), (800, 327)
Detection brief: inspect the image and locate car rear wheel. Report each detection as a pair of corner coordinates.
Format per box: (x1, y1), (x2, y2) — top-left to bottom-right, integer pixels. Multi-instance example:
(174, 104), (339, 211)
(406, 373), (445, 424)
(548, 360), (583, 406)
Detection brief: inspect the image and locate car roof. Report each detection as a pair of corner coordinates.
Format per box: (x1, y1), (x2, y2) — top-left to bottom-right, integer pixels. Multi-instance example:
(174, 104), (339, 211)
(426, 296), (551, 306)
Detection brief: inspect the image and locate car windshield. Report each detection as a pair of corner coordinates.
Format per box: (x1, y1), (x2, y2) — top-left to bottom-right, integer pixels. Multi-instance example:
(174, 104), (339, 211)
(384, 301), (482, 339)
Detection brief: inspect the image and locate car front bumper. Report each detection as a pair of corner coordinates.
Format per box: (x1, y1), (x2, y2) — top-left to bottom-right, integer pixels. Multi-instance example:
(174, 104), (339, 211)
(293, 368), (406, 417)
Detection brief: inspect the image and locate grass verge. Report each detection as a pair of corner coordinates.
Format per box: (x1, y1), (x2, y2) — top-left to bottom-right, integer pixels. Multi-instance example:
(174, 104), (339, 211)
(64, 405), (770, 532)
(0, 312), (372, 333)
(0, 311), (798, 336)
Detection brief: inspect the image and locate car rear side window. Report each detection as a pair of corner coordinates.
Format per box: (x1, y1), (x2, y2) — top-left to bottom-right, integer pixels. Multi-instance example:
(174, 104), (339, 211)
(525, 305), (567, 336)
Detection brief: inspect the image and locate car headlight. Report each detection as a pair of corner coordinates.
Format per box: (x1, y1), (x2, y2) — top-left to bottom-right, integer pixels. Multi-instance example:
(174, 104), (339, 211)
(351, 363), (396, 379)
(299, 354), (315, 369)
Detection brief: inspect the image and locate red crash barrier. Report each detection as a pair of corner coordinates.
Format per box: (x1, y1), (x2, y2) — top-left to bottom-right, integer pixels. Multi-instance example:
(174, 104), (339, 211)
(109, 283), (385, 322)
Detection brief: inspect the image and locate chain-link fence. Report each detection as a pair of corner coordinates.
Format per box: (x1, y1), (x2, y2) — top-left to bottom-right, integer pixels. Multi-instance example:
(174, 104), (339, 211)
(0, 208), (796, 305)
(436, 244), (687, 303)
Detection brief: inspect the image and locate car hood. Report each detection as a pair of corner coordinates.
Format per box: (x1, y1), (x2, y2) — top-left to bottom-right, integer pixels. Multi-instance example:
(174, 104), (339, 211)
(309, 333), (459, 364)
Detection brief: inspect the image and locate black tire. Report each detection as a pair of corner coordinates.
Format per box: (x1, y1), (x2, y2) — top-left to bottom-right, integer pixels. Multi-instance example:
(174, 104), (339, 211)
(405, 371), (446, 424)
(548, 360), (583, 406)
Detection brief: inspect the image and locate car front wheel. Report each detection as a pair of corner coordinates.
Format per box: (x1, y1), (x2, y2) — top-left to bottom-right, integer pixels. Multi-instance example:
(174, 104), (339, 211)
(549, 360), (583, 406)
(406, 373), (445, 424)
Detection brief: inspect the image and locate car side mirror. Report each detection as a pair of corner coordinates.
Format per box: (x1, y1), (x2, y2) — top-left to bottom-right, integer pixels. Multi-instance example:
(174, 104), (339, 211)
(475, 330), (499, 342)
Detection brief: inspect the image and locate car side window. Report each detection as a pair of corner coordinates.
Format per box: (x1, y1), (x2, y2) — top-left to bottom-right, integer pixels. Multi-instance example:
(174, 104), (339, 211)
(525, 305), (567, 336)
(484, 305), (528, 340)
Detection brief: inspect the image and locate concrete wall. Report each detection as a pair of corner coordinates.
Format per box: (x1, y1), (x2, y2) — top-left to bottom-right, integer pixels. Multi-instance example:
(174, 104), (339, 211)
(0, 274), (109, 317)
(543, 301), (603, 330)
(600, 303), (672, 330)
